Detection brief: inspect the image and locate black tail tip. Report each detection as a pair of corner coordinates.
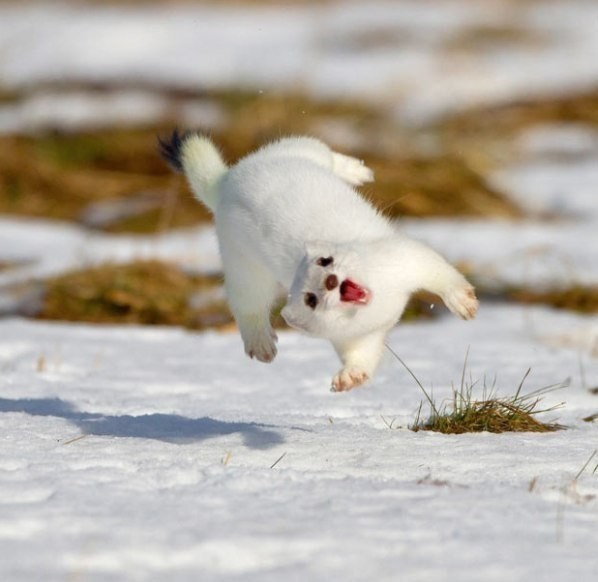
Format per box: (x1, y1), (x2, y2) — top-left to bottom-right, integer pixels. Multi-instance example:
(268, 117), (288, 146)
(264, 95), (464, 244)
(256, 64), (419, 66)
(157, 128), (192, 172)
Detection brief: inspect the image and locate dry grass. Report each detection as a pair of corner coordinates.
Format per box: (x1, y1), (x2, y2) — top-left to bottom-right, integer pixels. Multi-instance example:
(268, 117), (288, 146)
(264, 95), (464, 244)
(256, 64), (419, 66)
(1, 54), (597, 237)
(36, 260), (233, 329)
(4, 87), (598, 328)
(0, 131), (211, 232)
(412, 387), (565, 434)
(207, 89), (384, 164)
(387, 346), (566, 434)
(30, 259), (435, 328)
(438, 89), (598, 137)
(33, 259), (300, 330)
(0, 261), (19, 272)
(202, 90), (520, 219)
(368, 153), (519, 219)
(433, 89), (598, 185)
(443, 24), (550, 53)
(0, 87), (524, 232)
(507, 286), (598, 314)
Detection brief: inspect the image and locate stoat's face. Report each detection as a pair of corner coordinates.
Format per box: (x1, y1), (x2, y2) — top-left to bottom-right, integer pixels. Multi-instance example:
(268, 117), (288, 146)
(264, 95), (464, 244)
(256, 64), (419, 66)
(281, 243), (372, 340)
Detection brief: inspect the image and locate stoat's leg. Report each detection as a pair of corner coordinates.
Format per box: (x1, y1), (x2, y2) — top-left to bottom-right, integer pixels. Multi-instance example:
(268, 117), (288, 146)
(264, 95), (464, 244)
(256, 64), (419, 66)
(331, 331), (387, 392)
(256, 137), (374, 186)
(220, 241), (279, 363)
(404, 239), (479, 320)
(421, 260), (479, 320)
(332, 152), (374, 186)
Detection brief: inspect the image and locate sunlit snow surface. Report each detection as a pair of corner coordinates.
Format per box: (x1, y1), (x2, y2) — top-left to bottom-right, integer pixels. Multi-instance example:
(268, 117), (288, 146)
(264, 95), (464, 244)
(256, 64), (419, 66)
(0, 307), (597, 581)
(1, 0), (597, 123)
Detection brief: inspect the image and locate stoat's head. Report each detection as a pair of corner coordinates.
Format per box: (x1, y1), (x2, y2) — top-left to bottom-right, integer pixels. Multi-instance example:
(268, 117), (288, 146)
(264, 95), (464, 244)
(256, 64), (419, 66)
(281, 242), (372, 340)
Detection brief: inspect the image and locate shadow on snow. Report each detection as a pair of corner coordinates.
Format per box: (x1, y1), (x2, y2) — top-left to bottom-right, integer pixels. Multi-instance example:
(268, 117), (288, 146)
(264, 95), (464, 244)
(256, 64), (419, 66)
(0, 397), (284, 449)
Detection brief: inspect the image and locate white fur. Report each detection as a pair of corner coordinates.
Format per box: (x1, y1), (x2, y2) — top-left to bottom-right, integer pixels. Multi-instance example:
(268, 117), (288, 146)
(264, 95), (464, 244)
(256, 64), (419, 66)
(178, 135), (478, 391)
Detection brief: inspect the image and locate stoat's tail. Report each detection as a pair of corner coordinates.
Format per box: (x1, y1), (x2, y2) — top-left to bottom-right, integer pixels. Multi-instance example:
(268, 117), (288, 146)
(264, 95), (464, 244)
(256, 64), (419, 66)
(158, 130), (227, 212)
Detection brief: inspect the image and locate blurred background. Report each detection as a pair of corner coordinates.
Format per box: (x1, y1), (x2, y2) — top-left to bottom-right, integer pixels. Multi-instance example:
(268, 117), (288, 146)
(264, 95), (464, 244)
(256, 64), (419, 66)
(0, 0), (596, 339)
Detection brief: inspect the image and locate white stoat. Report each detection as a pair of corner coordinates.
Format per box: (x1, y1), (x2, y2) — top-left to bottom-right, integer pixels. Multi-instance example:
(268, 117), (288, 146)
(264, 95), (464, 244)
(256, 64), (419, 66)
(160, 132), (478, 392)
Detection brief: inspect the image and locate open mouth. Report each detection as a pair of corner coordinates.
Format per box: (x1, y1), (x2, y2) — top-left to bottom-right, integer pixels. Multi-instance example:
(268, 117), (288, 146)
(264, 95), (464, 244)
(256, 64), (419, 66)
(340, 279), (370, 304)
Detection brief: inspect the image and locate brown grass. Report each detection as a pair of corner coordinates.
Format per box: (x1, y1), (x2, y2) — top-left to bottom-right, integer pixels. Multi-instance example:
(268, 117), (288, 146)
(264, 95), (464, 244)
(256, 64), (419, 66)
(0, 87), (525, 233)
(388, 346), (565, 434)
(368, 153), (519, 219)
(0, 132), (211, 232)
(438, 89), (598, 137)
(6, 87), (597, 233)
(36, 260), (233, 329)
(30, 258), (440, 329)
(412, 393), (564, 434)
(0, 261), (19, 272)
(31, 259), (436, 328)
(1, 80), (596, 226)
(508, 286), (598, 314)
(443, 24), (550, 53)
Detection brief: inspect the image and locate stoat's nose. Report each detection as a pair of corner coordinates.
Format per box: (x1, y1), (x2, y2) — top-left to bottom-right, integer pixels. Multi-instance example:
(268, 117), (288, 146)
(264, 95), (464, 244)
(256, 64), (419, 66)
(325, 274), (339, 290)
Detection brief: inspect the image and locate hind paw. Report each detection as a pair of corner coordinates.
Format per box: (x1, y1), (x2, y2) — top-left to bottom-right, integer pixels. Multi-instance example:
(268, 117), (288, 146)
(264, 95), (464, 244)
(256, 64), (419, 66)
(242, 326), (278, 363)
(332, 153), (374, 186)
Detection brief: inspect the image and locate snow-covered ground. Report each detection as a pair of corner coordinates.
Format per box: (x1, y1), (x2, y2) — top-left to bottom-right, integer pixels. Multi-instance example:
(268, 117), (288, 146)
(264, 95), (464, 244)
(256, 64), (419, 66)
(0, 306), (597, 581)
(1, 0), (597, 124)
(1, 1), (597, 580)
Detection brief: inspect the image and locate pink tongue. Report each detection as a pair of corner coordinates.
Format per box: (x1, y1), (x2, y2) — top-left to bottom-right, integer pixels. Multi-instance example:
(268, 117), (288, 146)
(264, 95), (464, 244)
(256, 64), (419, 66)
(340, 279), (368, 303)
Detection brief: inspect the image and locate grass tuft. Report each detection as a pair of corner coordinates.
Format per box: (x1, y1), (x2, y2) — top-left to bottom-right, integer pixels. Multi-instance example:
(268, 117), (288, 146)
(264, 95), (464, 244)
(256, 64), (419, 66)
(36, 260), (233, 329)
(411, 384), (566, 434)
(387, 345), (566, 434)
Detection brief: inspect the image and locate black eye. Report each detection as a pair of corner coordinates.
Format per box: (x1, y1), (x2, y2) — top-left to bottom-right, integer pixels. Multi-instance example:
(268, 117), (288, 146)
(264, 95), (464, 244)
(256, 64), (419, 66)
(317, 256), (333, 267)
(304, 293), (318, 310)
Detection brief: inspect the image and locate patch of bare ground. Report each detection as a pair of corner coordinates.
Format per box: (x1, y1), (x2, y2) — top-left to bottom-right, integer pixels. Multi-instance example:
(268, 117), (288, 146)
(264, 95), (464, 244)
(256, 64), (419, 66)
(367, 154), (519, 219)
(0, 131), (211, 232)
(36, 260), (233, 329)
(6, 88), (597, 233)
(443, 24), (551, 53)
(0, 87), (525, 232)
(30, 258), (440, 328)
(507, 286), (598, 314)
(437, 89), (598, 140)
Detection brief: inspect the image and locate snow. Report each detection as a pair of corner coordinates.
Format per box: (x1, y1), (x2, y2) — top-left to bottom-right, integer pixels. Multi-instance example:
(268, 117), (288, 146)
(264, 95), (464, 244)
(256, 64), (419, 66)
(489, 148), (598, 226)
(1, 1), (598, 125)
(0, 216), (220, 289)
(0, 306), (597, 581)
(0, 90), (224, 135)
(402, 217), (598, 288)
(514, 124), (598, 159)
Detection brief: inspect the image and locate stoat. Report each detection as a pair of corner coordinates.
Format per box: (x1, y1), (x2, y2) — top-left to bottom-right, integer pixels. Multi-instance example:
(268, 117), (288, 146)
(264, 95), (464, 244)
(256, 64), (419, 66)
(160, 132), (478, 392)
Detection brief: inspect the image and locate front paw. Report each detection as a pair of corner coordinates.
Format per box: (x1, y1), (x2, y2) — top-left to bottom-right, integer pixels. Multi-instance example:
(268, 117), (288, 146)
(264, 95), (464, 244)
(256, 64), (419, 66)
(444, 284), (479, 320)
(331, 366), (369, 392)
(244, 328), (278, 363)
